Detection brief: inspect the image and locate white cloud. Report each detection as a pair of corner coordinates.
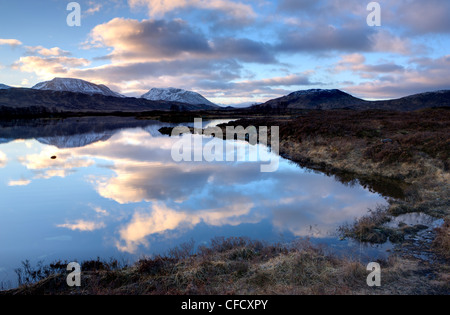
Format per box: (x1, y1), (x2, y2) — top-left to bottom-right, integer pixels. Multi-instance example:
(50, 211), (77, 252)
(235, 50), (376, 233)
(116, 202), (255, 253)
(8, 179), (31, 187)
(13, 55), (90, 80)
(85, 2), (102, 16)
(25, 46), (71, 57)
(57, 220), (105, 232)
(0, 151), (7, 168)
(128, 0), (256, 20)
(0, 38), (22, 46)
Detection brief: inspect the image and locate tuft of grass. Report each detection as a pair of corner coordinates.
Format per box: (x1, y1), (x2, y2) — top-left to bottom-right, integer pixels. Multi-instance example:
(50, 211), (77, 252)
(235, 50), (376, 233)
(433, 217), (450, 260)
(338, 205), (398, 244)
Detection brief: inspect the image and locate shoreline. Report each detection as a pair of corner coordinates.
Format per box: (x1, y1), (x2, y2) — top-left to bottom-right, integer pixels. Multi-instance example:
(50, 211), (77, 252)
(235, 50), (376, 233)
(1, 236), (448, 295)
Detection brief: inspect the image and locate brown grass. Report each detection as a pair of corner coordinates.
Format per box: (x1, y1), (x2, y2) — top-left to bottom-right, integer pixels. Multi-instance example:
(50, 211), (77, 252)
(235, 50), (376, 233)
(433, 217), (450, 261)
(2, 237), (448, 295)
(337, 205), (401, 244)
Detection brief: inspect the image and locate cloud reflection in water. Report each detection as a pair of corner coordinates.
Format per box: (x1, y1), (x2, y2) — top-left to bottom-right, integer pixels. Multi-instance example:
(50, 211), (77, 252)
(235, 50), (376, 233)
(8, 125), (387, 254)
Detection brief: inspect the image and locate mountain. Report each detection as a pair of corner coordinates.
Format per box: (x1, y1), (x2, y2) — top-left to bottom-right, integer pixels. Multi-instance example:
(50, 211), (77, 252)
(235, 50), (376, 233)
(253, 89), (450, 111)
(0, 84), (11, 90)
(0, 87), (220, 117)
(142, 88), (218, 107)
(368, 90), (450, 111)
(254, 89), (367, 110)
(32, 78), (124, 98)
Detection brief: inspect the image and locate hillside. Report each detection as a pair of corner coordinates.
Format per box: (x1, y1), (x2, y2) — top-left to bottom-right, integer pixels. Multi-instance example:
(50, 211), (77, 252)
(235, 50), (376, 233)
(32, 78), (124, 98)
(142, 88), (218, 107)
(0, 88), (219, 117)
(253, 89), (450, 111)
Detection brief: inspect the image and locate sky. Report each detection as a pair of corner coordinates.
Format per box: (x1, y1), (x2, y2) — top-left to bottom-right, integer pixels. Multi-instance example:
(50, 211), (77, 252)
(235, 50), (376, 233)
(0, 0), (449, 106)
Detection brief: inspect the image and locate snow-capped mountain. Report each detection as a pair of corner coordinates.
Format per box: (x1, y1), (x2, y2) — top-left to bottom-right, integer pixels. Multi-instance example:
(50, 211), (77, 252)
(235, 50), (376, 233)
(32, 78), (124, 98)
(0, 84), (11, 89)
(141, 88), (217, 107)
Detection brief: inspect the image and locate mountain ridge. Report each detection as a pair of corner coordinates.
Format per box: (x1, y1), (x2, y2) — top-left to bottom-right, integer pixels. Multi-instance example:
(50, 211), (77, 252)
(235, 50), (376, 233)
(32, 78), (124, 98)
(0, 82), (449, 117)
(253, 88), (450, 111)
(0, 87), (219, 117)
(142, 87), (218, 107)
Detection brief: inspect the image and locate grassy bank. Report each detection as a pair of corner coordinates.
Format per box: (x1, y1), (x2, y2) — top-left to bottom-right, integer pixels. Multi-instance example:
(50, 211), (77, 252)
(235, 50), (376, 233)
(2, 237), (448, 295)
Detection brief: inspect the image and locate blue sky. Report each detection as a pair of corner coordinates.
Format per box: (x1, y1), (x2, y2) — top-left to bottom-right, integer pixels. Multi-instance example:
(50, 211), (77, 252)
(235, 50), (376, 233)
(0, 0), (449, 105)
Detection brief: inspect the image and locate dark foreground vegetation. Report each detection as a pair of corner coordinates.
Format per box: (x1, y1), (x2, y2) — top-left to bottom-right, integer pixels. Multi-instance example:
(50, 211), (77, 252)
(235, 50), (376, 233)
(1, 237), (448, 295)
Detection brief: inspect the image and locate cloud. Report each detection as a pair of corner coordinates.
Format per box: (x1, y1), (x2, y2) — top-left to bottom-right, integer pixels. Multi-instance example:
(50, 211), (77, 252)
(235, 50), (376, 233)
(8, 179), (32, 187)
(94, 163), (214, 204)
(210, 37), (277, 64)
(13, 55), (90, 79)
(345, 55), (450, 99)
(128, 0), (256, 20)
(333, 54), (404, 76)
(34, 169), (76, 180)
(88, 18), (212, 62)
(91, 205), (109, 216)
(88, 18), (276, 65)
(24, 46), (71, 57)
(276, 25), (371, 53)
(0, 151), (7, 168)
(276, 25), (412, 54)
(370, 30), (413, 55)
(20, 150), (94, 171)
(116, 202), (255, 253)
(277, 0), (450, 36)
(85, 2), (102, 16)
(57, 220), (106, 232)
(237, 73), (318, 88)
(395, 0), (450, 35)
(0, 39), (22, 47)
(18, 147), (95, 181)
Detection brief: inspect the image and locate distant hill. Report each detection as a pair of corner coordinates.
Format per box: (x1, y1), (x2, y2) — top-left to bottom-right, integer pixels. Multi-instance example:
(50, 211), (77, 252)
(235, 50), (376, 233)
(253, 89), (450, 111)
(254, 89), (366, 110)
(0, 88), (220, 117)
(367, 90), (450, 111)
(142, 88), (218, 108)
(0, 84), (11, 90)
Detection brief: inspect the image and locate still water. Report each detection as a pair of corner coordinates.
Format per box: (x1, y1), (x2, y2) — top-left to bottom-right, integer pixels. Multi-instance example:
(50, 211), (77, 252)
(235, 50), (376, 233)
(0, 117), (391, 287)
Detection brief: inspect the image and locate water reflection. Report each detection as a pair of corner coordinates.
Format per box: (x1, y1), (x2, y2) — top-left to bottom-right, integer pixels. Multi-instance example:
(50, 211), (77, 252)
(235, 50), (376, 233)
(0, 117), (391, 286)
